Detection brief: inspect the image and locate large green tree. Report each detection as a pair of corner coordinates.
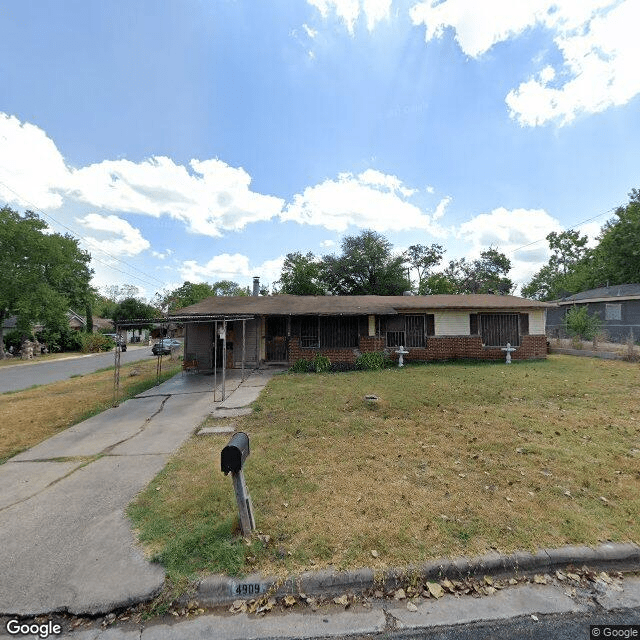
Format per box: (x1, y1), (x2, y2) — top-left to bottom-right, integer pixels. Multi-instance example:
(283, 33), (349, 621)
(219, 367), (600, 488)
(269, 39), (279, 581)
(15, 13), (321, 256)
(406, 243), (444, 294)
(160, 280), (248, 312)
(275, 252), (326, 295)
(592, 188), (640, 285)
(0, 207), (93, 358)
(522, 230), (590, 300)
(431, 248), (513, 295)
(321, 230), (411, 295)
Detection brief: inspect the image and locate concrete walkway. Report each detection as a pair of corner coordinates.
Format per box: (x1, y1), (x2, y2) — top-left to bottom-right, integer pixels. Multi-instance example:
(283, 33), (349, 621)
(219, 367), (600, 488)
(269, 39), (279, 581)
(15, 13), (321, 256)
(0, 368), (279, 617)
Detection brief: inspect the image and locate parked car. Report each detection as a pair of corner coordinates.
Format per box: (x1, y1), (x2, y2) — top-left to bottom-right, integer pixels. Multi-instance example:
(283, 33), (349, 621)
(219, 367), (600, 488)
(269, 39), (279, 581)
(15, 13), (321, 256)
(104, 334), (127, 351)
(152, 339), (181, 355)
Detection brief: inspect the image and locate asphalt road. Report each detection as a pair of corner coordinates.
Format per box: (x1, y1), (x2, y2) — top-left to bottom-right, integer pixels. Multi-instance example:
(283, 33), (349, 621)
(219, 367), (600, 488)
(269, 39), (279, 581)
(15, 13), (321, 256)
(334, 608), (640, 640)
(0, 346), (159, 393)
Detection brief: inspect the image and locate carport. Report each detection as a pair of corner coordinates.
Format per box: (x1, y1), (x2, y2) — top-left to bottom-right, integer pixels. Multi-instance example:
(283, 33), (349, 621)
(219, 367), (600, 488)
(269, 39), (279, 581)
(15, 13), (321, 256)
(112, 313), (255, 407)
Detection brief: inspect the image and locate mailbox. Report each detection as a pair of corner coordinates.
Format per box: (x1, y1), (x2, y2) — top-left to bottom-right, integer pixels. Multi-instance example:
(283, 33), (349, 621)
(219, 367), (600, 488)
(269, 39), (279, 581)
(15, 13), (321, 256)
(221, 432), (250, 475)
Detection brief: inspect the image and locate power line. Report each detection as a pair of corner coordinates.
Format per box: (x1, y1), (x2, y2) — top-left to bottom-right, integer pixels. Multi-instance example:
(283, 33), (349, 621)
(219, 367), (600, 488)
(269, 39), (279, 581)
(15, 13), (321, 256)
(506, 206), (616, 257)
(0, 178), (169, 290)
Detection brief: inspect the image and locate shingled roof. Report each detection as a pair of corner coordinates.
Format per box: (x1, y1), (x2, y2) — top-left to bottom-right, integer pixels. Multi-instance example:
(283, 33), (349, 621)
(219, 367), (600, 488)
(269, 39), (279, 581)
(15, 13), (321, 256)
(173, 294), (552, 318)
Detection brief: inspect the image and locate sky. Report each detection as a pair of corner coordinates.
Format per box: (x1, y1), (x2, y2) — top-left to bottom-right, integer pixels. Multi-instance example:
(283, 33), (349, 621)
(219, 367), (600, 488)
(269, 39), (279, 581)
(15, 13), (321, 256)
(1, 0), (639, 302)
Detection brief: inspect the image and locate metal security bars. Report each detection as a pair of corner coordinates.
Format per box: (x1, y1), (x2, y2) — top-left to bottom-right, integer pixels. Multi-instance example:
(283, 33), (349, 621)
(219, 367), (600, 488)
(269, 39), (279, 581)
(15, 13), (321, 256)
(479, 313), (520, 347)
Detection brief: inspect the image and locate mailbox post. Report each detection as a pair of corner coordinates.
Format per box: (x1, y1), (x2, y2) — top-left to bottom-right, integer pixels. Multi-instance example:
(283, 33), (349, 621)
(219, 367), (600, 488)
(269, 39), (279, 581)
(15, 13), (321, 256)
(221, 432), (255, 537)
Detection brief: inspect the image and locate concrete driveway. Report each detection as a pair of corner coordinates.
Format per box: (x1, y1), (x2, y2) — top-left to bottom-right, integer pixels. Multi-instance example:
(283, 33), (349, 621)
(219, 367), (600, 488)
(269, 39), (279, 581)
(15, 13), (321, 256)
(0, 368), (279, 616)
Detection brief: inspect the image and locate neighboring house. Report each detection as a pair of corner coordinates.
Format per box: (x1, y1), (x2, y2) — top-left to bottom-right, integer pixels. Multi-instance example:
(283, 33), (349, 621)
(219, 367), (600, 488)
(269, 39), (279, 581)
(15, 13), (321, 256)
(1, 312), (113, 342)
(547, 284), (640, 342)
(68, 311), (114, 333)
(173, 294), (550, 370)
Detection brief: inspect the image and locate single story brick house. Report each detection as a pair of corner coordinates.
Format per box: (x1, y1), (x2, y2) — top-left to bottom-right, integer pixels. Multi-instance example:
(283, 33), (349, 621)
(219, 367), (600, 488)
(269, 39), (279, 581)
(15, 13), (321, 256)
(546, 283), (640, 342)
(173, 294), (551, 370)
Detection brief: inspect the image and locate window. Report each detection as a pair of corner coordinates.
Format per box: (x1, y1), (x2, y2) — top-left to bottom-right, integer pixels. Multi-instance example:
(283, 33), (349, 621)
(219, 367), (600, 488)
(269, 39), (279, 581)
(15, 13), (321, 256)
(405, 315), (425, 347)
(320, 316), (359, 348)
(605, 304), (622, 321)
(385, 314), (434, 347)
(478, 313), (520, 346)
(300, 316), (319, 348)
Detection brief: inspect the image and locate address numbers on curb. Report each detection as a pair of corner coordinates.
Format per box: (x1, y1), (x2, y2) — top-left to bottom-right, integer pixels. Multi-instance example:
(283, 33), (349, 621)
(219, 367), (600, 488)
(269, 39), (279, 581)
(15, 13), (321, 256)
(230, 582), (267, 597)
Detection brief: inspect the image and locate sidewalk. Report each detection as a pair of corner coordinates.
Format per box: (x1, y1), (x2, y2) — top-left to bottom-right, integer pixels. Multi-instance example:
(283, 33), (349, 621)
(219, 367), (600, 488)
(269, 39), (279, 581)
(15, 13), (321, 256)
(0, 368), (277, 617)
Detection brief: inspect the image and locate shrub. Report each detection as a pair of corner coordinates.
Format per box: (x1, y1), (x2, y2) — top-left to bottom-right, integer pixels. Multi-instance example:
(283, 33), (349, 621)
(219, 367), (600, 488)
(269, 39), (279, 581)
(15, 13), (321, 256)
(289, 353), (332, 373)
(81, 332), (115, 353)
(3, 329), (31, 353)
(36, 326), (83, 353)
(564, 306), (602, 341)
(312, 352), (331, 373)
(355, 351), (393, 371)
(329, 362), (356, 373)
(289, 358), (313, 373)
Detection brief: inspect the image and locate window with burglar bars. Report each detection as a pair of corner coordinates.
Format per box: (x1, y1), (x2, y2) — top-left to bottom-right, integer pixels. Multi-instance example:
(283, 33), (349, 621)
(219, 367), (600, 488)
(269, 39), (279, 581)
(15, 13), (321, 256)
(478, 313), (520, 347)
(320, 316), (359, 348)
(300, 316), (319, 348)
(385, 314), (434, 348)
(405, 315), (425, 347)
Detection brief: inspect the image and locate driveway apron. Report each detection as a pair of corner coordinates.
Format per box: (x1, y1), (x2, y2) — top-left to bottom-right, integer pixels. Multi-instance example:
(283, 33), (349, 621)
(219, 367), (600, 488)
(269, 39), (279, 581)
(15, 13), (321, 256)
(0, 370), (256, 616)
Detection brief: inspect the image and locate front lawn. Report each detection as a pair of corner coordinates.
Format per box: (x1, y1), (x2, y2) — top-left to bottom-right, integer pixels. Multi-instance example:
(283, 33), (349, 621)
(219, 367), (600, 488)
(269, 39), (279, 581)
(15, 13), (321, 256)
(128, 355), (640, 580)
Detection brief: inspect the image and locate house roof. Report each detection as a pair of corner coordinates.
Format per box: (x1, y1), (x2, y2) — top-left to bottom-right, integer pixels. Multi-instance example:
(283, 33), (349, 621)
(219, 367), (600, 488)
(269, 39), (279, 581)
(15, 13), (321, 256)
(555, 283), (640, 305)
(174, 294), (552, 318)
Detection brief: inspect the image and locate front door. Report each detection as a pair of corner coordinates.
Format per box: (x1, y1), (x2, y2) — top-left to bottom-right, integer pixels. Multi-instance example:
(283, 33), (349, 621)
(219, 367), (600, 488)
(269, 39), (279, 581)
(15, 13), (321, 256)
(265, 317), (288, 361)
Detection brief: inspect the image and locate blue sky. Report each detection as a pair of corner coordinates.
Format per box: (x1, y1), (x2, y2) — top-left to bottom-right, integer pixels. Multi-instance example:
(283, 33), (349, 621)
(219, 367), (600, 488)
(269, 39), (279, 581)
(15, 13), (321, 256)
(1, 0), (639, 302)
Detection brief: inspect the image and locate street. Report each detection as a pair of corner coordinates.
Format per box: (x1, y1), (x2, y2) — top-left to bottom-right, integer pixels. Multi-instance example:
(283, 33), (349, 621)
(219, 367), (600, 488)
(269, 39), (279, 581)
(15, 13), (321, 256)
(0, 346), (157, 393)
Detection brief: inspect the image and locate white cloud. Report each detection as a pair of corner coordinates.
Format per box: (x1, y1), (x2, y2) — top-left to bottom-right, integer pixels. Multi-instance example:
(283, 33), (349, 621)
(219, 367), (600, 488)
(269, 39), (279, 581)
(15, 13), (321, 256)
(320, 239), (337, 248)
(307, 0), (391, 34)
(76, 213), (151, 257)
(179, 253), (285, 288)
(282, 169), (446, 235)
(0, 113), (70, 209)
(456, 207), (563, 287)
(68, 156), (284, 237)
(433, 196), (451, 221)
(410, 0), (640, 125)
(0, 113), (285, 237)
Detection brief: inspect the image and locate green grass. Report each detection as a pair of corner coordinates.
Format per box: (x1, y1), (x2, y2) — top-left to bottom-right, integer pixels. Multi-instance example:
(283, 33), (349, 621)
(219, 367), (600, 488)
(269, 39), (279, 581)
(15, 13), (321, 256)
(128, 355), (640, 581)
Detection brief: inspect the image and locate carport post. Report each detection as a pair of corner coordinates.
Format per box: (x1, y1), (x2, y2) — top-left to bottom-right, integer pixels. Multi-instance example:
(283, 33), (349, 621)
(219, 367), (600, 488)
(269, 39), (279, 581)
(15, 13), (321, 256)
(242, 319), (246, 381)
(113, 322), (121, 407)
(213, 320), (217, 403)
(222, 319), (227, 401)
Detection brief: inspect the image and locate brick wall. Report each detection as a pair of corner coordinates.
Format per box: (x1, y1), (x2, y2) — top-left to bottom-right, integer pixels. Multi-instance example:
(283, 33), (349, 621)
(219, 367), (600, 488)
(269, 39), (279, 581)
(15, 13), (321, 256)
(288, 337), (360, 364)
(287, 334), (547, 365)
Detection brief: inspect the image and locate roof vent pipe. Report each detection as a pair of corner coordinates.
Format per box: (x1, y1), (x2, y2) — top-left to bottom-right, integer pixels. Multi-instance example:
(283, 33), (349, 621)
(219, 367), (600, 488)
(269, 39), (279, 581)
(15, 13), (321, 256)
(252, 277), (260, 297)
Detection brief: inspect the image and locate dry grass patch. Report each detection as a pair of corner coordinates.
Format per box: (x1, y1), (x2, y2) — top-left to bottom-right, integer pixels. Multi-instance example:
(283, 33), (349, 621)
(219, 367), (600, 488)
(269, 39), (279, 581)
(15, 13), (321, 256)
(129, 356), (640, 579)
(0, 358), (181, 462)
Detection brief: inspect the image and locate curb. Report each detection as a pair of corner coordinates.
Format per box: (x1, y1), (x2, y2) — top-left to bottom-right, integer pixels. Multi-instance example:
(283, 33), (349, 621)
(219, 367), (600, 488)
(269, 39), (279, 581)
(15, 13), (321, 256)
(190, 542), (640, 606)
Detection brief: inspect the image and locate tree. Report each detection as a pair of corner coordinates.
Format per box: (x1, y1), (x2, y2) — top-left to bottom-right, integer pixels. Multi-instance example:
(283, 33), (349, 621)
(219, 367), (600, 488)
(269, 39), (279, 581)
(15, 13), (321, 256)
(522, 230), (590, 300)
(406, 244), (444, 294)
(0, 207), (93, 358)
(321, 230), (411, 295)
(160, 280), (247, 312)
(458, 247), (513, 294)
(275, 252), (326, 295)
(433, 248), (513, 295)
(111, 297), (158, 337)
(592, 189), (640, 286)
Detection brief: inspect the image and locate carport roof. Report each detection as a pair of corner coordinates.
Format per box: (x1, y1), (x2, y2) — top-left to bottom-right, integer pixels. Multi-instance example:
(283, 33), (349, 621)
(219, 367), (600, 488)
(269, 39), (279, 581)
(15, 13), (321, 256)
(173, 294), (552, 318)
